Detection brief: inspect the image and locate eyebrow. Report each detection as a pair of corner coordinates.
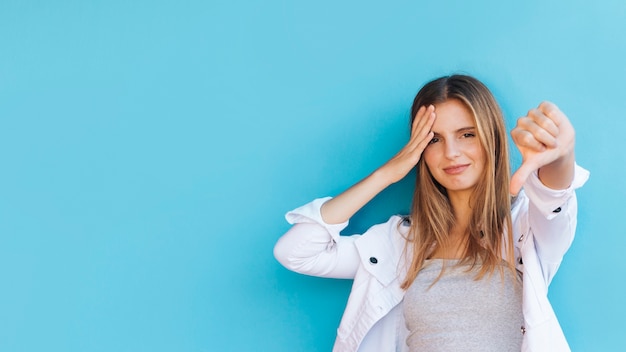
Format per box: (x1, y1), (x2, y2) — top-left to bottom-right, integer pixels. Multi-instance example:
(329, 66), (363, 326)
(431, 126), (476, 135)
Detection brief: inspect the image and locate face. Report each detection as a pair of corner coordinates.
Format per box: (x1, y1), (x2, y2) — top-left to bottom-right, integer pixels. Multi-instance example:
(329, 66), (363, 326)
(423, 99), (486, 198)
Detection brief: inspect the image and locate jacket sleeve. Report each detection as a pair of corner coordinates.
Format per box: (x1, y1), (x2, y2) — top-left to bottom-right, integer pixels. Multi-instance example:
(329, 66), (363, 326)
(273, 197), (362, 279)
(522, 163), (590, 284)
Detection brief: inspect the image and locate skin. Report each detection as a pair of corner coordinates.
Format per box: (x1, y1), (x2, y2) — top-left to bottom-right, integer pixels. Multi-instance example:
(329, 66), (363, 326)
(422, 99), (485, 213)
(421, 99), (486, 256)
(320, 99), (576, 237)
(510, 101), (575, 195)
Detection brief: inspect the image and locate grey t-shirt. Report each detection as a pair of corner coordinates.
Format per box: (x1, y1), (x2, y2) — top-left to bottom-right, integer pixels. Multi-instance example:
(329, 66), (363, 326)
(403, 259), (524, 352)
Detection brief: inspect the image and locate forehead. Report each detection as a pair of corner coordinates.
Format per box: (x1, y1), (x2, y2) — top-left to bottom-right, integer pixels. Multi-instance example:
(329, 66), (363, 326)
(432, 99), (475, 132)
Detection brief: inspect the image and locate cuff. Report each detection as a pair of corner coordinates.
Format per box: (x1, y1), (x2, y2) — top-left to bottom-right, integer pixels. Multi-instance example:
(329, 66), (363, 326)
(523, 163), (590, 220)
(285, 197), (349, 242)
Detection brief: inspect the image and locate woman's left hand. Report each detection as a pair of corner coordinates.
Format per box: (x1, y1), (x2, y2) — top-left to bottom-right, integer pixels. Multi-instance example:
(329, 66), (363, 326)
(510, 101), (576, 195)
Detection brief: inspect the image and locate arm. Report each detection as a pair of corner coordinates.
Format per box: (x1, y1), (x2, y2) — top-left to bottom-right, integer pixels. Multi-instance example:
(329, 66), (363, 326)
(274, 221), (362, 279)
(510, 102), (589, 280)
(274, 197), (360, 278)
(522, 165), (588, 269)
(510, 101), (576, 195)
(320, 105), (436, 224)
(274, 106), (437, 277)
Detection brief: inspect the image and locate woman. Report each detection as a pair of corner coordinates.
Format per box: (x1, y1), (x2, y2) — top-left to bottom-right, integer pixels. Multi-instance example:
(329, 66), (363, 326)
(274, 75), (589, 352)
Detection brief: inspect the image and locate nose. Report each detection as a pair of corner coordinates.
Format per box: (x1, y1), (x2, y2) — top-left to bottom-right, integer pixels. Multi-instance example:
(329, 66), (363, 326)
(444, 140), (461, 159)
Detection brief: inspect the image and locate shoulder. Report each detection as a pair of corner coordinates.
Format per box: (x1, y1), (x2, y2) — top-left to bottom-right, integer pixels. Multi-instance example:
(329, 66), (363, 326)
(354, 215), (409, 260)
(352, 215), (409, 285)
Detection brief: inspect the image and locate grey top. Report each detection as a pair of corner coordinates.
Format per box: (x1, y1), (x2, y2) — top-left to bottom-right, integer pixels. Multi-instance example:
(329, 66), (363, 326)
(403, 259), (524, 352)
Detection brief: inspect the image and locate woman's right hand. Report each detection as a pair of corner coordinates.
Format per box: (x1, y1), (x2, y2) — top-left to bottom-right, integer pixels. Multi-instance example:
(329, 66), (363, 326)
(320, 105), (436, 224)
(378, 105), (436, 184)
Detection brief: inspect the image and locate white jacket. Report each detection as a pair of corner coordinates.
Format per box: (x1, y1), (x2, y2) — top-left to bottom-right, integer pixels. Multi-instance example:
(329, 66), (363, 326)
(274, 165), (589, 352)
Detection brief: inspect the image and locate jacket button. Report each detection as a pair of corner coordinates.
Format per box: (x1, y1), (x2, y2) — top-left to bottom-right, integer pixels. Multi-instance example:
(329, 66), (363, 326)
(518, 257), (523, 265)
(553, 207), (562, 213)
(369, 257), (378, 264)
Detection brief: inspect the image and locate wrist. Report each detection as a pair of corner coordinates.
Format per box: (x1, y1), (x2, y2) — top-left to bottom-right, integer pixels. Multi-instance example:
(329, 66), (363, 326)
(538, 152), (575, 189)
(372, 165), (403, 186)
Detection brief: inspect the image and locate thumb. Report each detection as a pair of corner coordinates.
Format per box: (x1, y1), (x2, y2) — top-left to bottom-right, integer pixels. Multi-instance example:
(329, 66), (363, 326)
(510, 163), (536, 196)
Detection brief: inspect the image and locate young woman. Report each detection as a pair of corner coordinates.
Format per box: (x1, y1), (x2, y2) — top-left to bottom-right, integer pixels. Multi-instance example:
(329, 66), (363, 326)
(274, 75), (589, 352)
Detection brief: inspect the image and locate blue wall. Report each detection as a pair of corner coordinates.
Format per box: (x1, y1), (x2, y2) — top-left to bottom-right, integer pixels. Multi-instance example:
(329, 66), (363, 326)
(1, 1), (623, 351)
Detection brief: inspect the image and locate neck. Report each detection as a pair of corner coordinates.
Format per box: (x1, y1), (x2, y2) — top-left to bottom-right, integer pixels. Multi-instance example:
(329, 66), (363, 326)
(429, 190), (473, 259)
(448, 189), (473, 229)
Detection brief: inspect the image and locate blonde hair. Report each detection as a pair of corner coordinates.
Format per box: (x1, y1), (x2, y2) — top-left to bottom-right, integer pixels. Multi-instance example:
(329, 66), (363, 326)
(400, 75), (515, 290)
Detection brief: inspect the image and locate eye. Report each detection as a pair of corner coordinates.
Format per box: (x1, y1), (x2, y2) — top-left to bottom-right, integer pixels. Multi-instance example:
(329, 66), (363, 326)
(462, 132), (475, 138)
(428, 136), (440, 144)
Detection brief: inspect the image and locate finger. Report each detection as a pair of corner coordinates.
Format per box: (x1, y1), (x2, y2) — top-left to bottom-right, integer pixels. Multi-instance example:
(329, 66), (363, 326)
(510, 163), (535, 196)
(410, 105), (435, 144)
(538, 102), (575, 147)
(538, 101), (564, 125)
(410, 105), (426, 129)
(527, 108), (559, 138)
(415, 131), (434, 153)
(515, 115), (557, 149)
(411, 105), (435, 134)
(411, 105), (431, 128)
(511, 128), (546, 153)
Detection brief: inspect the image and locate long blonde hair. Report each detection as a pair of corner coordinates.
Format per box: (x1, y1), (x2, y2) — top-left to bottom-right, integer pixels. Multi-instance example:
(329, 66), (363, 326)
(400, 75), (515, 290)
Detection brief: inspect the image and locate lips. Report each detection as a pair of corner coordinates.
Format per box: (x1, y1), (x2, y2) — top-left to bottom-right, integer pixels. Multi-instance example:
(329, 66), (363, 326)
(443, 164), (469, 175)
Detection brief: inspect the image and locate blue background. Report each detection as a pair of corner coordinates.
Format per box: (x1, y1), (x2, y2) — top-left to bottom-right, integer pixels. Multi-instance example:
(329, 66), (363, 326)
(1, 1), (623, 351)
